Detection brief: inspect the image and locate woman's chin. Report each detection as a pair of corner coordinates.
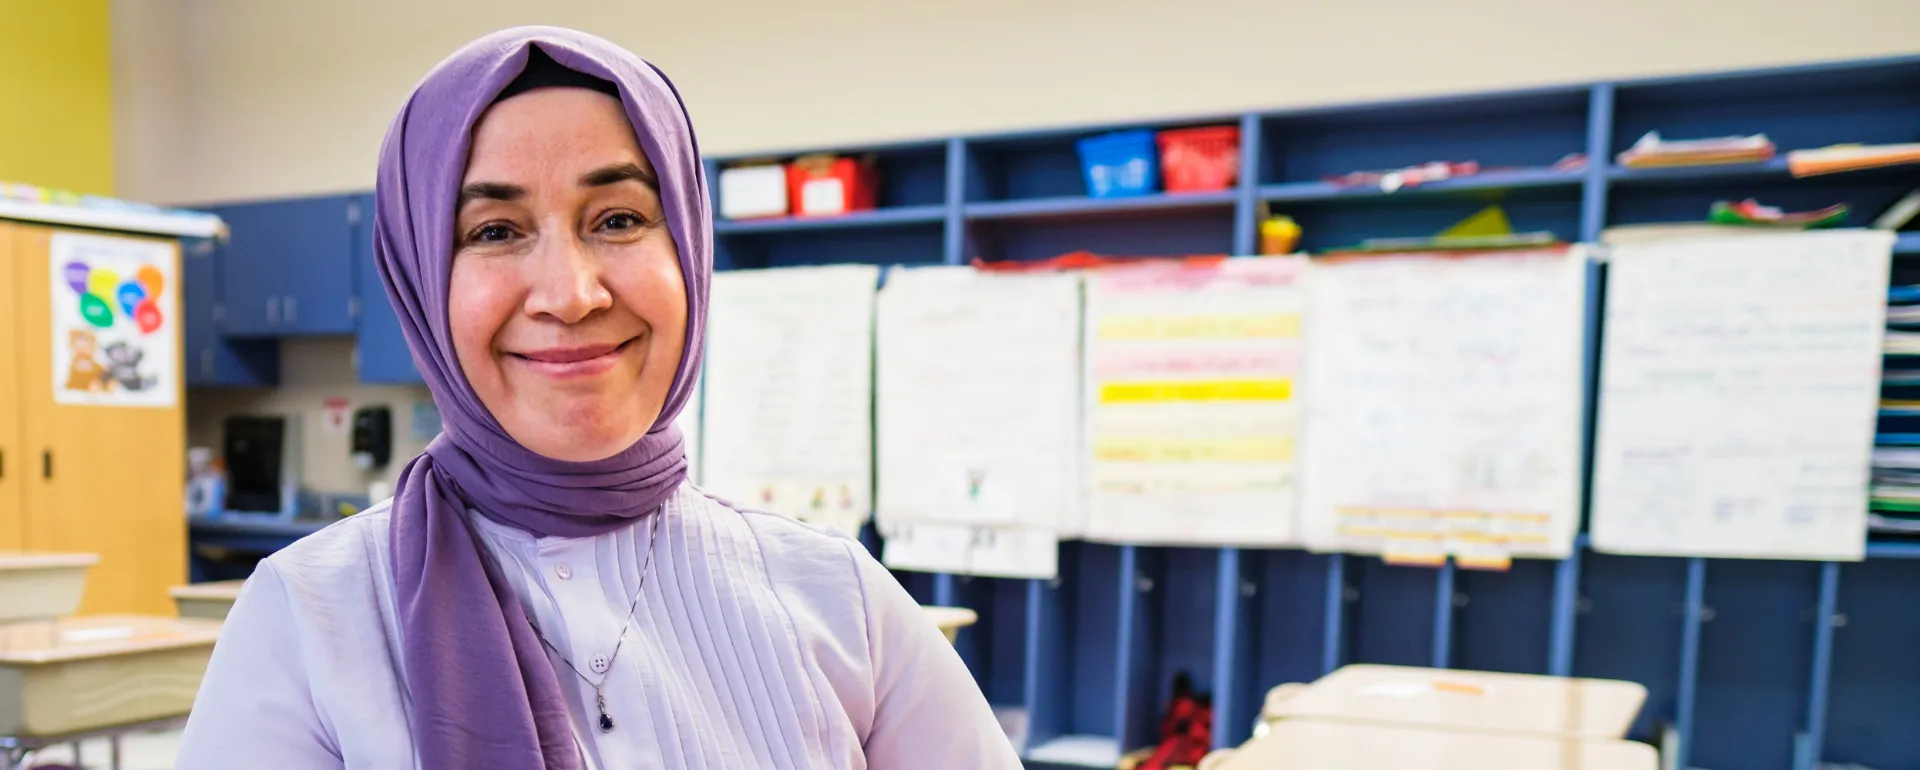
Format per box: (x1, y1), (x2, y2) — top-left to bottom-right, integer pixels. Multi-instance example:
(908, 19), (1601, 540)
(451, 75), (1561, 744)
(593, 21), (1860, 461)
(508, 405), (650, 463)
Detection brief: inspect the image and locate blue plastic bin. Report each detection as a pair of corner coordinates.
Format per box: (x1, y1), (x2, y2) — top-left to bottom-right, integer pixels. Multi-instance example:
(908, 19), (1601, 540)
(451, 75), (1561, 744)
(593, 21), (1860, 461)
(1076, 130), (1159, 198)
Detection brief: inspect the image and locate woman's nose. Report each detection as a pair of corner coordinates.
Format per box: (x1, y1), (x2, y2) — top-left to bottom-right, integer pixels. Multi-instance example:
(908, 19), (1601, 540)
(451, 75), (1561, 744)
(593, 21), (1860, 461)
(522, 232), (613, 324)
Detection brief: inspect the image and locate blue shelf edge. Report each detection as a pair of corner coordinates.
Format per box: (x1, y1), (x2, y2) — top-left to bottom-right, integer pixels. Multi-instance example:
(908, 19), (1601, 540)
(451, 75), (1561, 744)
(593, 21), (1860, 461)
(964, 191), (1237, 221)
(713, 205), (946, 234)
(1606, 157), (1920, 186)
(1260, 167), (1583, 203)
(1895, 232), (1920, 255)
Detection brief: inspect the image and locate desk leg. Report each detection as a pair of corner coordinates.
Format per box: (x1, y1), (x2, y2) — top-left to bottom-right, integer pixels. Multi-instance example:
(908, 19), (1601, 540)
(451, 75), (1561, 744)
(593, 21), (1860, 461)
(111, 734), (122, 770)
(71, 742), (81, 767)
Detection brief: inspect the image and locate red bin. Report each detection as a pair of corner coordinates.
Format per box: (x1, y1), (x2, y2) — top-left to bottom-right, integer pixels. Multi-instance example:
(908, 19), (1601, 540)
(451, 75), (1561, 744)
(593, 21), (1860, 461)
(1156, 126), (1241, 193)
(786, 154), (877, 217)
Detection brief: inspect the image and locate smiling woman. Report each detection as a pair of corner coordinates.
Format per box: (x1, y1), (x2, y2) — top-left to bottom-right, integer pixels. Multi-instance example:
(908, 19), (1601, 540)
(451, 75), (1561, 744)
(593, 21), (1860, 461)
(173, 28), (1020, 770)
(450, 76), (688, 463)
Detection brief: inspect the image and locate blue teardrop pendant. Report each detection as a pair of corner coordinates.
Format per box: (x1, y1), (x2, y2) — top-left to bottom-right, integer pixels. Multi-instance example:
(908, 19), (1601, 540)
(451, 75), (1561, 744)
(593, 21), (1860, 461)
(595, 691), (614, 732)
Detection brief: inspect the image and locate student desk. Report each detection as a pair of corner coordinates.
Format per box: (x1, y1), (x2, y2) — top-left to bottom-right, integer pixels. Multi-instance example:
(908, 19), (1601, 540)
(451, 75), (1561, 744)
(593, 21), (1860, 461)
(1211, 719), (1658, 770)
(170, 579), (245, 621)
(920, 606), (977, 644)
(1270, 665), (1647, 740)
(0, 615), (221, 770)
(0, 553), (97, 623)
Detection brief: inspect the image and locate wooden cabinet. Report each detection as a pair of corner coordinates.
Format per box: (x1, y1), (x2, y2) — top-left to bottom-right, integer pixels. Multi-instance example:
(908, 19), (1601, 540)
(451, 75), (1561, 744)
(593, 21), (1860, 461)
(0, 222), (186, 615)
(350, 193), (422, 384)
(182, 236), (277, 387)
(206, 195), (359, 337)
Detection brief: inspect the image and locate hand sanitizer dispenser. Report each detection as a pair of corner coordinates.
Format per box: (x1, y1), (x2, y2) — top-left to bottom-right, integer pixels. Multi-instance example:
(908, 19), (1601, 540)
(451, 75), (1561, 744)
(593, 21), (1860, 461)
(351, 406), (393, 471)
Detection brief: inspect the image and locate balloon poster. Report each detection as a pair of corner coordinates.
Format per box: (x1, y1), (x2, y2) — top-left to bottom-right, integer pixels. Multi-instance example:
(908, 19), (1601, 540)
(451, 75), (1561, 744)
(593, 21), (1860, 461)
(49, 232), (178, 408)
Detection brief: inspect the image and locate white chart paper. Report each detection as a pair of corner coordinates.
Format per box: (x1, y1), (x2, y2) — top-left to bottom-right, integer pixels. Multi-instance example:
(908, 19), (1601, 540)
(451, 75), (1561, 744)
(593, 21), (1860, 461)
(1299, 248), (1587, 562)
(50, 233), (179, 408)
(701, 265), (878, 537)
(874, 266), (1077, 578)
(676, 372), (703, 484)
(1591, 230), (1893, 561)
(1083, 257), (1308, 546)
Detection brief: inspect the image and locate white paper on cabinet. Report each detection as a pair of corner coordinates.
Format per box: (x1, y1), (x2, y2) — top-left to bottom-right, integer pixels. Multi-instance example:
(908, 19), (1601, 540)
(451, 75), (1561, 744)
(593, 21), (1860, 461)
(49, 232), (180, 408)
(1083, 256), (1308, 546)
(874, 266), (1077, 579)
(1590, 230), (1893, 561)
(1298, 248), (1588, 560)
(701, 265), (878, 538)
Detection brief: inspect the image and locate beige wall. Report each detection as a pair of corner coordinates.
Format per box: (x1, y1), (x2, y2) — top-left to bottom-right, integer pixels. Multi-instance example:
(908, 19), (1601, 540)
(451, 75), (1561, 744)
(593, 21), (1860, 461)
(119, 0), (1920, 494)
(115, 0), (1920, 206)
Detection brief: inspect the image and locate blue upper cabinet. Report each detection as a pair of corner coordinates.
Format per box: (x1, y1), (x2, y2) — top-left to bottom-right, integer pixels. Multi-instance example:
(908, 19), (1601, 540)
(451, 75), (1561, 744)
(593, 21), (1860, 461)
(206, 194), (359, 336)
(181, 236), (278, 387)
(350, 193), (423, 384)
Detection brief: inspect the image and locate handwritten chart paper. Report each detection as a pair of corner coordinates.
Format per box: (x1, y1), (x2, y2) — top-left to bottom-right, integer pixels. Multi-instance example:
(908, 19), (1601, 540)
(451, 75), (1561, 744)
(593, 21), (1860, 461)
(1299, 249), (1587, 562)
(1083, 257), (1307, 546)
(1591, 231), (1893, 561)
(677, 373), (703, 484)
(701, 265), (878, 537)
(874, 267), (1077, 578)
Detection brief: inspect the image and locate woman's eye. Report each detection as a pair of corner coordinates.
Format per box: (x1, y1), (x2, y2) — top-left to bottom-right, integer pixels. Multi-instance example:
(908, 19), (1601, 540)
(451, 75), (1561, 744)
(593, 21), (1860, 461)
(472, 224), (514, 243)
(600, 212), (645, 231)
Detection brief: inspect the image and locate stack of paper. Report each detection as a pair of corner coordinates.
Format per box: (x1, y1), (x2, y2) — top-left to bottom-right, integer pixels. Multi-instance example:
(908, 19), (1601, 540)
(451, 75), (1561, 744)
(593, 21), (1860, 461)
(1788, 143), (1920, 177)
(1886, 331), (1920, 356)
(1616, 131), (1775, 168)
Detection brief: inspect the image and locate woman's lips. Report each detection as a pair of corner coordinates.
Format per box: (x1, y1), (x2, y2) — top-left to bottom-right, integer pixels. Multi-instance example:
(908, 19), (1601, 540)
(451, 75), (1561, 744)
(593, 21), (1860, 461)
(510, 339), (634, 379)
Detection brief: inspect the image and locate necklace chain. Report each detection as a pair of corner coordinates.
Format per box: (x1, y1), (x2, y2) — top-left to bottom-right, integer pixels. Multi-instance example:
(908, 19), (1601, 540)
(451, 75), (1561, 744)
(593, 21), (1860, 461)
(524, 511), (663, 733)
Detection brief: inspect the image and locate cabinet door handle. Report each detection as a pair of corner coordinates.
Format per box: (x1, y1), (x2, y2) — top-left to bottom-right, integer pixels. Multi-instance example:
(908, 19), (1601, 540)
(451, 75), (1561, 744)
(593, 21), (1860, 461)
(42, 451), (51, 480)
(266, 296), (281, 325)
(286, 295), (298, 324)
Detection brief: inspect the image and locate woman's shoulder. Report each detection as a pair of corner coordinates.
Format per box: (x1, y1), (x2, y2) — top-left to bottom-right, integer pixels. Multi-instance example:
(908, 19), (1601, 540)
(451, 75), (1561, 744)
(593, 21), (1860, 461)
(252, 502), (396, 613)
(677, 485), (881, 621)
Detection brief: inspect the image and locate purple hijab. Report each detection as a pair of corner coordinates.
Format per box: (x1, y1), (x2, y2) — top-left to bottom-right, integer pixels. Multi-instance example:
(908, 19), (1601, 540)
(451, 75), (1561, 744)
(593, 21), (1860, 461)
(371, 27), (710, 769)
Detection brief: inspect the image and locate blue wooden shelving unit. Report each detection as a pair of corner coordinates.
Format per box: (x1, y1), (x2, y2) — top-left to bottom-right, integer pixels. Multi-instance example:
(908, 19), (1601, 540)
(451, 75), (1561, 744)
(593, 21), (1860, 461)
(704, 54), (1920, 770)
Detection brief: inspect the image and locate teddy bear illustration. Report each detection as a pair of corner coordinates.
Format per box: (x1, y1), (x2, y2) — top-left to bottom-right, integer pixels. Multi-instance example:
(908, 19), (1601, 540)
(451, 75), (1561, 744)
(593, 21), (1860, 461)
(63, 329), (110, 392)
(103, 341), (157, 391)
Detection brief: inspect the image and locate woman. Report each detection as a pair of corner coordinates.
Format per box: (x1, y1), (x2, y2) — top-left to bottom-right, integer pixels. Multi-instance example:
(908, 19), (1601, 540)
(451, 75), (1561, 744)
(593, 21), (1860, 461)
(177, 26), (1018, 769)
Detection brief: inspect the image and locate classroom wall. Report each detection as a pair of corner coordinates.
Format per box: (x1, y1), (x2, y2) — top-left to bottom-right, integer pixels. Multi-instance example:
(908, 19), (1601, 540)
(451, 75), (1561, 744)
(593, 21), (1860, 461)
(1, 0), (114, 194)
(119, 0), (1920, 496)
(111, 0), (1920, 206)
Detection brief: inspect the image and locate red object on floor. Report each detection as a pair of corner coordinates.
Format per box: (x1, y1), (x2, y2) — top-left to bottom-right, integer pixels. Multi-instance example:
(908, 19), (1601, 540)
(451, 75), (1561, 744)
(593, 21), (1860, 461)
(1139, 673), (1213, 770)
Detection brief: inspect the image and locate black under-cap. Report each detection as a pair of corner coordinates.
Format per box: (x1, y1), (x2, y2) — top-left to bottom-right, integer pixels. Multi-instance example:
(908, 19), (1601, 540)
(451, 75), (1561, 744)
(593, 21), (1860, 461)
(494, 45), (622, 103)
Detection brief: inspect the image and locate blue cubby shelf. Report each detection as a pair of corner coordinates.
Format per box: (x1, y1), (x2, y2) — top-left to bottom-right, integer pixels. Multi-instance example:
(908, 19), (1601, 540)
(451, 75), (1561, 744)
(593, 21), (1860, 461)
(701, 53), (1920, 769)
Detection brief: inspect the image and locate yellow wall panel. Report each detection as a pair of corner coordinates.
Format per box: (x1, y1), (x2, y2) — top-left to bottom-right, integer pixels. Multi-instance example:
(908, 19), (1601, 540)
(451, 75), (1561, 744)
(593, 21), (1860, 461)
(0, 0), (114, 195)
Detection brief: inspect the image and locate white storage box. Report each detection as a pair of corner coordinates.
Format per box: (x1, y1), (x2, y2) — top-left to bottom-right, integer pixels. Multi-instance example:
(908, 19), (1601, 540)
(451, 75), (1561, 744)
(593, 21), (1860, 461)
(718, 164), (788, 220)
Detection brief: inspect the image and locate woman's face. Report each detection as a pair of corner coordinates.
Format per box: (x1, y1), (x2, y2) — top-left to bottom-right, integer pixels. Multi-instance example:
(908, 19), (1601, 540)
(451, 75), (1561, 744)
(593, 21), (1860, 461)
(450, 87), (687, 463)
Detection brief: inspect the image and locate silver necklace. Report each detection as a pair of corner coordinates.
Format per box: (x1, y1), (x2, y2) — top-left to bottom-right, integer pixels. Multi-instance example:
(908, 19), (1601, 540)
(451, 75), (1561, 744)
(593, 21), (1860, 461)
(523, 512), (663, 734)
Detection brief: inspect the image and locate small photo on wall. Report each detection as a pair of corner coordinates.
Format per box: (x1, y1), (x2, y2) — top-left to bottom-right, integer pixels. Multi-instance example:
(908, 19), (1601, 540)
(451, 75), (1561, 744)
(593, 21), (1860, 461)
(50, 232), (179, 408)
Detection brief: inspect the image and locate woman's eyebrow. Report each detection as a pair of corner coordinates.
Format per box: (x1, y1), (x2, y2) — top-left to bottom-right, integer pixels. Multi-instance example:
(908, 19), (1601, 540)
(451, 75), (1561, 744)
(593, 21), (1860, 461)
(581, 162), (659, 192)
(458, 181), (525, 209)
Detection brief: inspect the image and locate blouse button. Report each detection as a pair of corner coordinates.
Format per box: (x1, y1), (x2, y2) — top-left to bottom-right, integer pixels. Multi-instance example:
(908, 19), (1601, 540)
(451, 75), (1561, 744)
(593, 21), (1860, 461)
(555, 563), (572, 580)
(589, 653), (610, 674)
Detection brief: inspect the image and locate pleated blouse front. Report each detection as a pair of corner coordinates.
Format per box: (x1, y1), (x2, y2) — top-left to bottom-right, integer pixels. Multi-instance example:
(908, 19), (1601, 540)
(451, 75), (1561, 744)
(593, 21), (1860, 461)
(174, 485), (1019, 769)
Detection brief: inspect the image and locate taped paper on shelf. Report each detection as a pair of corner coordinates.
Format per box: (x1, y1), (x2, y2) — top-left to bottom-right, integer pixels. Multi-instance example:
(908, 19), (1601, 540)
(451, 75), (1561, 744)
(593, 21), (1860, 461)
(1299, 247), (1587, 560)
(1082, 256), (1307, 546)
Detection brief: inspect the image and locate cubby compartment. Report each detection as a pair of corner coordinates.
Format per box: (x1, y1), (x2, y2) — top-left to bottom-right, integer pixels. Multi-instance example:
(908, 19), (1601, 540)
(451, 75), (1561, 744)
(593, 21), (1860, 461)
(1259, 89), (1590, 195)
(1105, 546), (1220, 755)
(1219, 548), (1335, 746)
(712, 142), (947, 224)
(964, 206), (1234, 263)
(1607, 175), (1920, 230)
(1452, 559), (1557, 675)
(943, 575), (1031, 714)
(1573, 554), (1688, 741)
(713, 222), (944, 270)
(1022, 542), (1125, 764)
(963, 122), (1234, 204)
(1824, 558), (1920, 769)
(1264, 187), (1583, 254)
(1611, 60), (1920, 168)
(1344, 559), (1442, 668)
(1690, 560), (1819, 770)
